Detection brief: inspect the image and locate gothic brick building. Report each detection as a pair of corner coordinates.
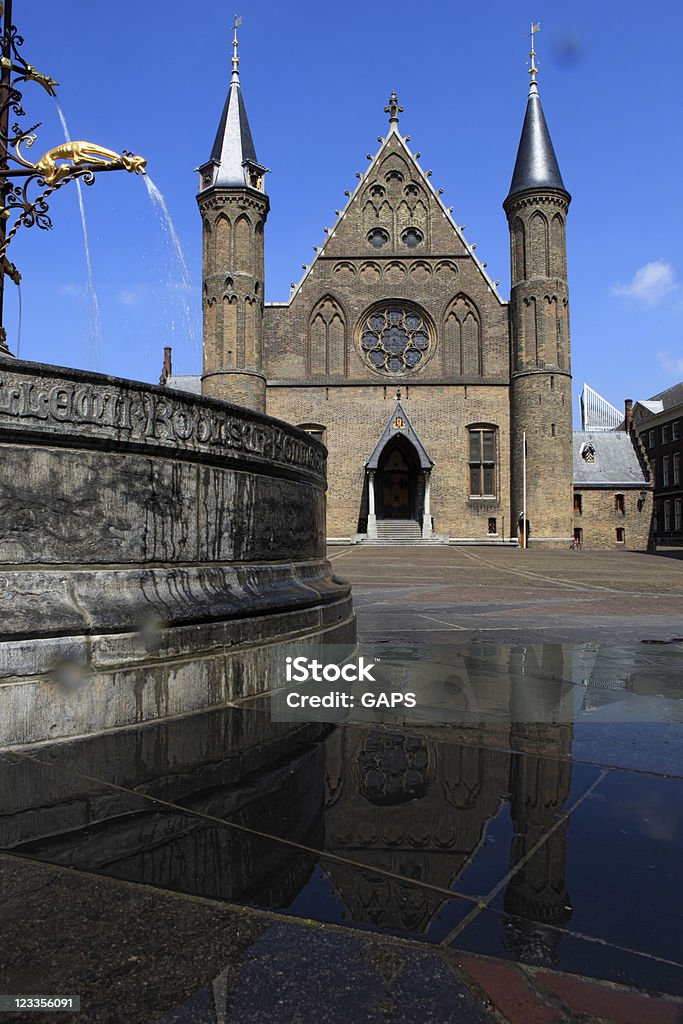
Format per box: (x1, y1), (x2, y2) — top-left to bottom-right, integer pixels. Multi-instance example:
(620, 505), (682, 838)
(171, 30), (627, 547)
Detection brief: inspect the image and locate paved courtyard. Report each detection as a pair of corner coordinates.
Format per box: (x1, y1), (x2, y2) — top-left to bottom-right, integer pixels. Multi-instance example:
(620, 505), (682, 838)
(329, 543), (683, 643)
(1, 546), (682, 1023)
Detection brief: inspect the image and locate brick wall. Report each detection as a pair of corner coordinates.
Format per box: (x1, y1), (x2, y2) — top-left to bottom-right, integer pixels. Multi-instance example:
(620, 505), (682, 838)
(573, 488), (652, 550)
(267, 384), (511, 539)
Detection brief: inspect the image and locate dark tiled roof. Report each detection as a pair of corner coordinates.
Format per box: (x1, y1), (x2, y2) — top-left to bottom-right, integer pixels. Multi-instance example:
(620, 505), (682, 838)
(166, 374), (201, 395)
(573, 431), (648, 487)
(648, 381), (683, 410)
(507, 91), (567, 201)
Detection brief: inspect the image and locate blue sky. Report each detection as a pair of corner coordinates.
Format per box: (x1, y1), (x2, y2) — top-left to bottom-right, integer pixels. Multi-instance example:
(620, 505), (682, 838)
(8, 0), (683, 417)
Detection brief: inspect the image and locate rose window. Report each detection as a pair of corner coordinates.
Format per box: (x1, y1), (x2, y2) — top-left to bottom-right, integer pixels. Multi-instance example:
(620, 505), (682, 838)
(359, 304), (432, 375)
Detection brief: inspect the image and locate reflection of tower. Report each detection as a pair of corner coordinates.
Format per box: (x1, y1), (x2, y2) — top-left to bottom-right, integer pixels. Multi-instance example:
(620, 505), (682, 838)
(505, 27), (573, 546)
(505, 645), (573, 959)
(197, 22), (269, 412)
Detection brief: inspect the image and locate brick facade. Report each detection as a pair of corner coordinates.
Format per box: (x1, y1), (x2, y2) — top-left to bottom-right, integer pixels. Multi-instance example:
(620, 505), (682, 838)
(257, 124), (568, 544)
(192, 63), (653, 550)
(633, 390), (683, 547)
(573, 487), (652, 550)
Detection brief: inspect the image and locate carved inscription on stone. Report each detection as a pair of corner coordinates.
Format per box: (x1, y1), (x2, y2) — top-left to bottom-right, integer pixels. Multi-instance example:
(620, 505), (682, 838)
(0, 370), (325, 479)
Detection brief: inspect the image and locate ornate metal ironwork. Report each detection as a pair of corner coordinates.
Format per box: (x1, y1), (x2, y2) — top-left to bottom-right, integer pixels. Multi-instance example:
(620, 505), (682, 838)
(0, 0), (146, 353)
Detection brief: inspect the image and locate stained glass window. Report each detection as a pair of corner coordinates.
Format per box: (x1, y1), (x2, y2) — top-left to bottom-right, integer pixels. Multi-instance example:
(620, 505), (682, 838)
(359, 304), (432, 375)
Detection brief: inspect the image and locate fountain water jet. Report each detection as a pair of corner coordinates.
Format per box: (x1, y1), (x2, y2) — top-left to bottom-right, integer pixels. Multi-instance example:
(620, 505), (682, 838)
(54, 100), (103, 370)
(144, 173), (199, 360)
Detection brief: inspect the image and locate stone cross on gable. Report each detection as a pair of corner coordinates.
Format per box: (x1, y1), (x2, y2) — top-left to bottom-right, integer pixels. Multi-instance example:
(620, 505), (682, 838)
(384, 92), (403, 125)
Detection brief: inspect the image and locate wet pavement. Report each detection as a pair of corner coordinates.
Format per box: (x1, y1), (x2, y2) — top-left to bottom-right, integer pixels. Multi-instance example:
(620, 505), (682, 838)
(1, 546), (683, 1023)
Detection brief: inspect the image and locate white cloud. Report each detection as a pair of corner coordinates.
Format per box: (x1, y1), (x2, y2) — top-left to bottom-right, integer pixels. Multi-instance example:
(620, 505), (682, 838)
(118, 285), (147, 307)
(657, 351), (683, 376)
(59, 283), (86, 298)
(611, 260), (677, 305)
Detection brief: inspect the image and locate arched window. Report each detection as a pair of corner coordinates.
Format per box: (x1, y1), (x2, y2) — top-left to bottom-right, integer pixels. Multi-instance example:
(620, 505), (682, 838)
(234, 215), (252, 273)
(512, 217), (525, 281)
(298, 422), (326, 447)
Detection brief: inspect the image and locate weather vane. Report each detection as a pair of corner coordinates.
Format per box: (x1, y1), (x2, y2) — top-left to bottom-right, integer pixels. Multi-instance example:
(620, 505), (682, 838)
(232, 15), (242, 76)
(0, 0), (147, 355)
(529, 22), (540, 88)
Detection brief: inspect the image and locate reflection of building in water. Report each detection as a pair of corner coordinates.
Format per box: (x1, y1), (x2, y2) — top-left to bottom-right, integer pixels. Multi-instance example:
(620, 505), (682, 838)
(324, 724), (511, 933)
(323, 644), (574, 942)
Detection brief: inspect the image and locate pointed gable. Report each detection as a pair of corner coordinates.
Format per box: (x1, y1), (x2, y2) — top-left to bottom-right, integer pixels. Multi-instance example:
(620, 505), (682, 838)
(263, 94), (510, 384)
(288, 122), (502, 303)
(366, 400), (433, 470)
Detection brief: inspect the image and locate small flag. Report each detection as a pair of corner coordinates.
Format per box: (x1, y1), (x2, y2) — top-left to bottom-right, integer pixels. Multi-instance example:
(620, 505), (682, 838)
(234, 15), (243, 28)
(531, 22), (540, 33)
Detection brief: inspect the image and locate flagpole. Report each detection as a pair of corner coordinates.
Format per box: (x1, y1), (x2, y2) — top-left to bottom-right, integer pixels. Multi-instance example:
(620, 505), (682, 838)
(522, 430), (527, 550)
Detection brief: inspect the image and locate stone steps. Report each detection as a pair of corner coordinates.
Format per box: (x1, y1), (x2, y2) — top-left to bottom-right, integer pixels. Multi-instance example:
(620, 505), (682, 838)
(366, 520), (442, 545)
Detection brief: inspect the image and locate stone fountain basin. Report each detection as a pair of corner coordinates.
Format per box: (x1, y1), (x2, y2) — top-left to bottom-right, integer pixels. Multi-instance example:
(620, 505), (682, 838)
(0, 357), (354, 746)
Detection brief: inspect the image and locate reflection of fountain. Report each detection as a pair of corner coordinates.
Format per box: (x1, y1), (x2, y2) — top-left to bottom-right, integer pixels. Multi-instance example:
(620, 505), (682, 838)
(54, 100), (103, 369)
(0, 710), (327, 908)
(144, 174), (199, 360)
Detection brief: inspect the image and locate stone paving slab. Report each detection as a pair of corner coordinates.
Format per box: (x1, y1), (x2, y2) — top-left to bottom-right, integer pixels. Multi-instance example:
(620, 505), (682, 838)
(2, 852), (682, 1024)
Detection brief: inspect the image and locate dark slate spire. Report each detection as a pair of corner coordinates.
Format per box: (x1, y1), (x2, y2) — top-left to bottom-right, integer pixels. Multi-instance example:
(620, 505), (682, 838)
(506, 24), (568, 201)
(199, 20), (267, 192)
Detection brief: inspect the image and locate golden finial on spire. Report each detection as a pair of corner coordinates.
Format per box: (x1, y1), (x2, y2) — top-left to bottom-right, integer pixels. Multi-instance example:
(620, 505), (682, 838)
(232, 15), (242, 80)
(529, 22), (540, 92)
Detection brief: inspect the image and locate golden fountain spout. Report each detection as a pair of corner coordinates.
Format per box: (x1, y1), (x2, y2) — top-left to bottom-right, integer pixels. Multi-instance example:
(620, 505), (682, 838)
(32, 142), (147, 186)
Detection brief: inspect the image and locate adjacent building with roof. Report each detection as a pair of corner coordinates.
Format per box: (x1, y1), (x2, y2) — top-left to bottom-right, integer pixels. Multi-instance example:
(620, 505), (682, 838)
(632, 384), (683, 546)
(572, 422), (652, 551)
(163, 27), (654, 550)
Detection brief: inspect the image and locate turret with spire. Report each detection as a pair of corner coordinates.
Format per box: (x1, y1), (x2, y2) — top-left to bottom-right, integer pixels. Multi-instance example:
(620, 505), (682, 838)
(197, 18), (269, 412)
(504, 24), (573, 548)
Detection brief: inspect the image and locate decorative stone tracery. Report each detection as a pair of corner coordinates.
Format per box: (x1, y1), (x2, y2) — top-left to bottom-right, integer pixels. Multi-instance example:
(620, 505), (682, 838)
(309, 296), (346, 376)
(357, 302), (433, 376)
(443, 295), (482, 376)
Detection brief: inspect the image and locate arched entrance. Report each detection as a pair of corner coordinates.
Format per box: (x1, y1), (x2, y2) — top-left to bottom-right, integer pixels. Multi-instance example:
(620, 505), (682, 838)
(364, 397), (434, 540)
(376, 435), (419, 519)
